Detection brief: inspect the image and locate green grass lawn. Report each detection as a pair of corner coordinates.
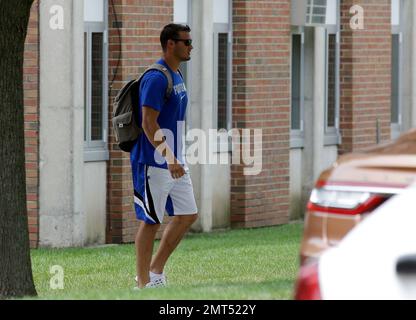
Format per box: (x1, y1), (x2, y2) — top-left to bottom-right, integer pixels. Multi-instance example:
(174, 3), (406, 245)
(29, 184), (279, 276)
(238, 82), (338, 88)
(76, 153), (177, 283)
(30, 222), (303, 300)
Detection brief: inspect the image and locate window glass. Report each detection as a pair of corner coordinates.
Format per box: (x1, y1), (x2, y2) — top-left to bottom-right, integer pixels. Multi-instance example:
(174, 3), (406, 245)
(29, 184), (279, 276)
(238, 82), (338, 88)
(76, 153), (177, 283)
(327, 33), (336, 128)
(91, 33), (103, 141)
(391, 34), (400, 124)
(291, 34), (302, 131)
(217, 33), (228, 130)
(307, 0), (327, 24)
(83, 2), (108, 160)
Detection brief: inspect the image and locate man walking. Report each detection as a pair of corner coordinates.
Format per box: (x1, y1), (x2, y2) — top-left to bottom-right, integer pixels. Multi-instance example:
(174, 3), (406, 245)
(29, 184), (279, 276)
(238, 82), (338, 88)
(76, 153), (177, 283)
(130, 24), (197, 289)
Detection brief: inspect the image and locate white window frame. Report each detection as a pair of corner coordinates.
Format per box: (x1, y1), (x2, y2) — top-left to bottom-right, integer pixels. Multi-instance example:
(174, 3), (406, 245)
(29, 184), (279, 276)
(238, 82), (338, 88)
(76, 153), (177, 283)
(290, 27), (305, 149)
(84, 1), (109, 162)
(213, 24), (232, 131)
(391, 0), (403, 139)
(324, 0), (341, 146)
(213, 0), (233, 152)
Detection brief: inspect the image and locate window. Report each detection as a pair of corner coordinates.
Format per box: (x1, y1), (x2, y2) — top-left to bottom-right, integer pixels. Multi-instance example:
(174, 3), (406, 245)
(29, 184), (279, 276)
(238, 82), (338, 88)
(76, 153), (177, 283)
(91, 33), (104, 141)
(324, 0), (340, 146)
(216, 32), (229, 130)
(326, 33), (337, 129)
(174, 0), (192, 133)
(84, 0), (108, 161)
(213, 0), (232, 132)
(391, 34), (401, 125)
(291, 1), (339, 148)
(213, 28), (232, 132)
(291, 34), (303, 131)
(307, 0), (327, 25)
(391, 0), (402, 139)
(324, 30), (340, 145)
(291, 31), (304, 148)
(292, 0), (336, 27)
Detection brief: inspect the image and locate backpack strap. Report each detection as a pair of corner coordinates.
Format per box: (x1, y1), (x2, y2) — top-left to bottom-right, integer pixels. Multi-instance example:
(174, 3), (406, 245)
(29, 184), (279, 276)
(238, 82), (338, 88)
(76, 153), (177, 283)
(144, 63), (173, 101)
(178, 68), (184, 81)
(132, 64), (173, 125)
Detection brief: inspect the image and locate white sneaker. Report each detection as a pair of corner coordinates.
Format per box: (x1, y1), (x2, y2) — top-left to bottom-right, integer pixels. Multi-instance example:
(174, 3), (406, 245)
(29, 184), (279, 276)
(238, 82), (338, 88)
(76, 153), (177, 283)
(133, 281), (161, 290)
(150, 271), (167, 287)
(145, 281), (160, 288)
(134, 272), (167, 288)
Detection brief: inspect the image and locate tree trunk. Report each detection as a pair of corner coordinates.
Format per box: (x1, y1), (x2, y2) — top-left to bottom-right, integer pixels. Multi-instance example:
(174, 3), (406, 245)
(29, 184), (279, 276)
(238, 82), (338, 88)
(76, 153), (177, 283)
(0, 0), (37, 298)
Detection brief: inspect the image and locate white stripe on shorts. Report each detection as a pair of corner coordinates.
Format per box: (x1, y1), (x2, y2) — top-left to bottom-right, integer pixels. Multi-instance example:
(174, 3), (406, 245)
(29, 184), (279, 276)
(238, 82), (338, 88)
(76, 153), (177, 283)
(134, 195), (156, 224)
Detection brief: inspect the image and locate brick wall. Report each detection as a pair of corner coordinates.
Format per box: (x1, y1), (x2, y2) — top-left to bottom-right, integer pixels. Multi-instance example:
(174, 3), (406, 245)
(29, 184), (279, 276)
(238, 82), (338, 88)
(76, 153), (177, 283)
(22, 1), (394, 247)
(339, 0), (391, 154)
(24, 0), (39, 249)
(107, 0), (173, 243)
(231, 0), (291, 228)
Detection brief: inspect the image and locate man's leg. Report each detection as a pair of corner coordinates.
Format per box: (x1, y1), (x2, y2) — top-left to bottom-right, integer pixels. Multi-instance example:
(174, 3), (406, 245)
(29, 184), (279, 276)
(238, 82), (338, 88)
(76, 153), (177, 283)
(150, 214), (197, 274)
(135, 221), (161, 288)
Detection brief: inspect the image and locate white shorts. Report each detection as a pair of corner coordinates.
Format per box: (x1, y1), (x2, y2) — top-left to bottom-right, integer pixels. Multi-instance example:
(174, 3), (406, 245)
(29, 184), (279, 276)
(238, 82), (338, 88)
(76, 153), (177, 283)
(133, 164), (198, 224)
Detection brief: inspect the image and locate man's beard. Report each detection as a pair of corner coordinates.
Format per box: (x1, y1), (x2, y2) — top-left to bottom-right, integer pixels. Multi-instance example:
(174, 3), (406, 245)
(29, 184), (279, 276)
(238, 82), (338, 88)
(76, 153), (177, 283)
(177, 51), (191, 62)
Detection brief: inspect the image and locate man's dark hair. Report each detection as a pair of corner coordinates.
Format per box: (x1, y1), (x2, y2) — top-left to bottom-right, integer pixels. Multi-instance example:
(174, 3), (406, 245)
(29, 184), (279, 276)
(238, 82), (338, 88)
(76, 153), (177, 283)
(160, 23), (191, 52)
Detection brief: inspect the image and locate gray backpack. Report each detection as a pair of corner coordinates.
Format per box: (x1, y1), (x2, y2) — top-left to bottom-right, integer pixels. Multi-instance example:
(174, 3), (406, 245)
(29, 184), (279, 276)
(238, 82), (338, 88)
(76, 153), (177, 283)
(112, 64), (174, 152)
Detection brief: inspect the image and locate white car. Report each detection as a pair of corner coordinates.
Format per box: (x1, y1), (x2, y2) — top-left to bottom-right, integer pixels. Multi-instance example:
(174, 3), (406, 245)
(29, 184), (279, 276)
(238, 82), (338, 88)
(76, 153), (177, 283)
(295, 184), (416, 300)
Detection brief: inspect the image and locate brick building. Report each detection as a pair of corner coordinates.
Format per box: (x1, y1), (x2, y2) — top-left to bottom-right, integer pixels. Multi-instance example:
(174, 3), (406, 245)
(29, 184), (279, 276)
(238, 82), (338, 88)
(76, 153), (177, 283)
(22, 0), (415, 248)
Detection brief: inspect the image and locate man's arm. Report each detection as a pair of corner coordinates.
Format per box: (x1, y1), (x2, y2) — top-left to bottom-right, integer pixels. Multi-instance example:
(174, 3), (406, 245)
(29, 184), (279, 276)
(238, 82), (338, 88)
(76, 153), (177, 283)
(142, 106), (185, 179)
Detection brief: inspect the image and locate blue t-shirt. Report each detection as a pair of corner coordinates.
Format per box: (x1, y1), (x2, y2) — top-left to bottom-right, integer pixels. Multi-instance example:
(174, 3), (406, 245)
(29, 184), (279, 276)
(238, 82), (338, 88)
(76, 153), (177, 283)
(130, 59), (188, 169)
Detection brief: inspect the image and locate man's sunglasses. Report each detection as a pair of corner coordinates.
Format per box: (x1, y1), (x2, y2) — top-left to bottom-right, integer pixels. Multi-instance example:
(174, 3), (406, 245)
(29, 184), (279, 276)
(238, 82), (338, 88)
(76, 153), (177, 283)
(172, 38), (193, 46)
